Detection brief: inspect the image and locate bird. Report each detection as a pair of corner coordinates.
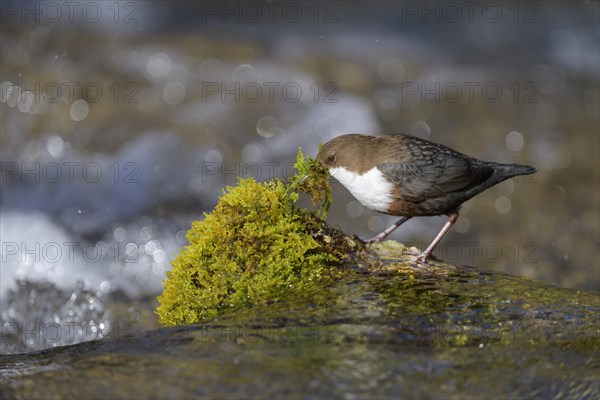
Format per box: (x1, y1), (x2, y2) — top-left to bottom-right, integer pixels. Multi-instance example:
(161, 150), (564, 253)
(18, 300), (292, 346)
(315, 133), (537, 263)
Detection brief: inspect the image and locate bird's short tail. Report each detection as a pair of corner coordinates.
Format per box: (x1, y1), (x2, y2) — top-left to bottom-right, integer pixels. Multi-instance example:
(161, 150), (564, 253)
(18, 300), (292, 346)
(495, 163), (537, 179)
(511, 164), (536, 175)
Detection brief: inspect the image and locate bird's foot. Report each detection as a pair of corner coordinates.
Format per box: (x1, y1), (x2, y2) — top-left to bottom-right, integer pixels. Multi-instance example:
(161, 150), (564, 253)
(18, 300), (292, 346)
(357, 234), (385, 245)
(413, 251), (439, 263)
(360, 238), (378, 245)
(416, 253), (429, 264)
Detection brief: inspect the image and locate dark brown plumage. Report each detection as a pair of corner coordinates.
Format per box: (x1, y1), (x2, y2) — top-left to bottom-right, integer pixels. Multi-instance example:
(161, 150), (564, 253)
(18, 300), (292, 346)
(316, 134), (537, 262)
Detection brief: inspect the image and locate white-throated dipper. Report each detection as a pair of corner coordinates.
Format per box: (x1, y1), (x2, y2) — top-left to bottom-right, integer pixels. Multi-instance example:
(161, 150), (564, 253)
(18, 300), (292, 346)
(316, 133), (537, 262)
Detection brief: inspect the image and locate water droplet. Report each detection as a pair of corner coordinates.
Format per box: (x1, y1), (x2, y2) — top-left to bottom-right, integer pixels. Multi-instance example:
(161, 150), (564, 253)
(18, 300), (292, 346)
(232, 64), (257, 82)
(70, 99), (89, 121)
(17, 91), (35, 113)
(410, 121), (431, 138)
(368, 216), (383, 232)
(47, 135), (64, 158)
(5, 83), (21, 107)
(152, 262), (165, 275)
(140, 226), (152, 241)
(495, 196), (512, 214)
(99, 281), (112, 293)
(204, 149), (223, 164)
(497, 179), (515, 195)
(176, 230), (187, 244)
(147, 53), (171, 78)
(153, 249), (166, 264)
(163, 81), (186, 105)
(241, 144), (261, 163)
(506, 131), (524, 152)
(257, 115), (279, 138)
(145, 240), (158, 255)
(346, 200), (363, 218)
(113, 226), (127, 242)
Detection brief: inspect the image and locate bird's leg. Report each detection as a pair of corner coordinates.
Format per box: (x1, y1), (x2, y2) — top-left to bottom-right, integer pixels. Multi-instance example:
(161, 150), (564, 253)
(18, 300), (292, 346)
(361, 216), (412, 244)
(417, 211), (459, 263)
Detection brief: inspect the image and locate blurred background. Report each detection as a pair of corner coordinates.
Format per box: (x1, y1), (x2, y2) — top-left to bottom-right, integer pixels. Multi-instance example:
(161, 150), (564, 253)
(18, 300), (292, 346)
(1, 1), (598, 353)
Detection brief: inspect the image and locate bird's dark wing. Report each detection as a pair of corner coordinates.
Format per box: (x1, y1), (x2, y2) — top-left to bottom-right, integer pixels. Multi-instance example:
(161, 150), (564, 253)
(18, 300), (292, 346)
(377, 158), (494, 203)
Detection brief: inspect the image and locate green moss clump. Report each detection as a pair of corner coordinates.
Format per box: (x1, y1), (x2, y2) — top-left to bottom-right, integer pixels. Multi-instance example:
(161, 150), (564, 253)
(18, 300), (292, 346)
(289, 148), (332, 218)
(156, 150), (352, 326)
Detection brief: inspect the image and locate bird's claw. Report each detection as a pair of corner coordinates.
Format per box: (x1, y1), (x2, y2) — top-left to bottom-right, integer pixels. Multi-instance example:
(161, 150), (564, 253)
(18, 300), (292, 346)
(416, 254), (429, 264)
(356, 235), (381, 245)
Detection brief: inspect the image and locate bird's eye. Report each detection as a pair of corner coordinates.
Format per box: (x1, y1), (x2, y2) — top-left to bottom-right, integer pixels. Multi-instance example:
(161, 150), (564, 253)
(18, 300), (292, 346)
(326, 154), (336, 164)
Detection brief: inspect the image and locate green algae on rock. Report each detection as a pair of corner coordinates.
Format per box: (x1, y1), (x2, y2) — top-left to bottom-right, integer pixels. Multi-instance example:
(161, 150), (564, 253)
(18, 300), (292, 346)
(156, 150), (355, 326)
(367, 240), (600, 349)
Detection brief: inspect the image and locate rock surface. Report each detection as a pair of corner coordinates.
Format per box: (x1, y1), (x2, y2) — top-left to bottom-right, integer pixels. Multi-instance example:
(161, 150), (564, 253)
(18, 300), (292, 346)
(1, 241), (598, 399)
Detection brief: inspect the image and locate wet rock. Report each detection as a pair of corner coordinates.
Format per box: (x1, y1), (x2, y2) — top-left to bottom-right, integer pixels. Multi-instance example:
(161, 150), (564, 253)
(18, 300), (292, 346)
(2, 243), (598, 399)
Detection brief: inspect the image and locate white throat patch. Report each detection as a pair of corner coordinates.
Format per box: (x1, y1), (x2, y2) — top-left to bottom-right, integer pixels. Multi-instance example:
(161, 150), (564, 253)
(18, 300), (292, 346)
(329, 166), (394, 213)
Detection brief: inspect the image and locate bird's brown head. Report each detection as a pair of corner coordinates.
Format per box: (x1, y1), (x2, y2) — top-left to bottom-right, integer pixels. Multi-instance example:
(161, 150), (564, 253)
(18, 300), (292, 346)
(316, 134), (379, 174)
